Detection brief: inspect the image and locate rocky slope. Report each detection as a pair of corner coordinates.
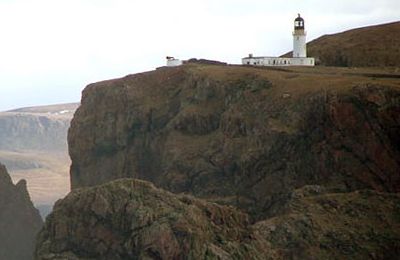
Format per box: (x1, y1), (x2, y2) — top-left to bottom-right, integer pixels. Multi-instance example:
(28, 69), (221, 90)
(0, 163), (43, 260)
(69, 64), (400, 219)
(36, 178), (400, 259)
(283, 21), (400, 67)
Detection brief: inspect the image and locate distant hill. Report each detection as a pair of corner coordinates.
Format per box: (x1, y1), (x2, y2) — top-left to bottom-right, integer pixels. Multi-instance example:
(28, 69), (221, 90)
(282, 21), (400, 67)
(7, 102), (79, 115)
(0, 103), (79, 151)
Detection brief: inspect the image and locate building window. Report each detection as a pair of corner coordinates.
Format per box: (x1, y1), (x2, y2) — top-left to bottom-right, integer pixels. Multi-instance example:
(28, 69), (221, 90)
(247, 62), (250, 65)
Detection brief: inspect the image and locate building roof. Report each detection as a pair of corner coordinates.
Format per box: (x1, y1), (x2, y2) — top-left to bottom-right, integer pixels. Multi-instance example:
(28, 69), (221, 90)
(295, 15), (304, 22)
(294, 14), (305, 29)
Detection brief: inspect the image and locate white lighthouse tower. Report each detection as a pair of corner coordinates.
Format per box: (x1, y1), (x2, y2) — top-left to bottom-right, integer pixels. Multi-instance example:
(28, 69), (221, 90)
(293, 14), (307, 58)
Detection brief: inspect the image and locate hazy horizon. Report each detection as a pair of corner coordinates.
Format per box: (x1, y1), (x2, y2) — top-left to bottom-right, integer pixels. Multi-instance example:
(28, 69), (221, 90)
(1, 0), (399, 111)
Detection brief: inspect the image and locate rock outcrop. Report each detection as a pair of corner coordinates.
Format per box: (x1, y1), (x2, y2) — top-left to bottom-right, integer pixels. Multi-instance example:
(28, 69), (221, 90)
(69, 64), (400, 219)
(36, 179), (400, 259)
(283, 21), (400, 67)
(0, 163), (43, 260)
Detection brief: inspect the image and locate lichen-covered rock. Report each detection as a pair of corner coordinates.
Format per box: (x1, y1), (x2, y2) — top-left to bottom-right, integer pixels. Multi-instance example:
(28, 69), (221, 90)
(68, 64), (400, 220)
(0, 163), (43, 260)
(35, 179), (400, 259)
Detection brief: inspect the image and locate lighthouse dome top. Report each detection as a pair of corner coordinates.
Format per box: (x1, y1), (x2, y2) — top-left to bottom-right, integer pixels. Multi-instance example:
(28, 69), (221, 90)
(294, 14), (304, 30)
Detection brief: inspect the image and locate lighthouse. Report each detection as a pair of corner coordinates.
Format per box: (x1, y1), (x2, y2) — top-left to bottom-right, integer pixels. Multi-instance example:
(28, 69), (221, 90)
(293, 14), (307, 58)
(242, 14), (315, 66)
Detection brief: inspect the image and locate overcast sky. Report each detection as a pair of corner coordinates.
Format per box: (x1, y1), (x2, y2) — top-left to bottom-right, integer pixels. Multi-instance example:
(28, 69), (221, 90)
(0, 0), (399, 111)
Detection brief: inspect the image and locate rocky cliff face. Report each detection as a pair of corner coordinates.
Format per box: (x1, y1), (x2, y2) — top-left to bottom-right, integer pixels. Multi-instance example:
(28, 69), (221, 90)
(69, 64), (400, 219)
(0, 163), (43, 260)
(283, 21), (400, 67)
(36, 178), (400, 259)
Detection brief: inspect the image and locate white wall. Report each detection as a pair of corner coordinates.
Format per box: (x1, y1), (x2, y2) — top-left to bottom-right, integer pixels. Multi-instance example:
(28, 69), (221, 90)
(242, 57), (314, 66)
(293, 31), (307, 58)
(166, 59), (183, 67)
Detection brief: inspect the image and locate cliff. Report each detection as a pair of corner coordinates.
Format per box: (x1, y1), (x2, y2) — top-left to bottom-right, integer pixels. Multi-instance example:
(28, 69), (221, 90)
(36, 179), (400, 259)
(282, 21), (400, 67)
(68, 64), (400, 219)
(0, 163), (43, 260)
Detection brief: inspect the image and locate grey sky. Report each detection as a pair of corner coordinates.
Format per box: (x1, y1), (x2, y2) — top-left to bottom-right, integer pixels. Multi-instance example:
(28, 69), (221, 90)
(0, 0), (399, 111)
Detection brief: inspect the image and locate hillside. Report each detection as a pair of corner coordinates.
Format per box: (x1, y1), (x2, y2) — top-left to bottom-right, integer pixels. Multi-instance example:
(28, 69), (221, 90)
(282, 21), (400, 67)
(0, 163), (43, 260)
(0, 103), (78, 215)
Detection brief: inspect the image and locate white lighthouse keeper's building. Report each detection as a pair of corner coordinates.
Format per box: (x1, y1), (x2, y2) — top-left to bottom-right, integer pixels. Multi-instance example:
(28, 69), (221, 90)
(242, 14), (315, 67)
